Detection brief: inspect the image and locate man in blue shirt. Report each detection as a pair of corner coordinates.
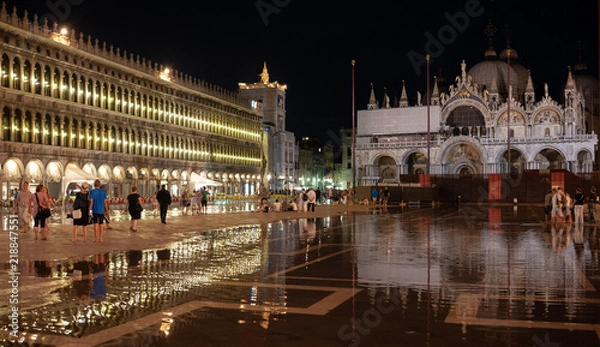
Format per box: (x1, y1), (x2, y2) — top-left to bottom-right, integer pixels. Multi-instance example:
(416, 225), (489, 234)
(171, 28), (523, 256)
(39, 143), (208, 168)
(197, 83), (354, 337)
(88, 179), (108, 242)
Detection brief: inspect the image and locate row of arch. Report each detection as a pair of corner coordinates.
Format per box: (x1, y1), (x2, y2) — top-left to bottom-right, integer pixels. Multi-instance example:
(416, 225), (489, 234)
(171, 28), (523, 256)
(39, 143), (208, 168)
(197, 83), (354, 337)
(2, 159), (263, 198)
(1, 106), (262, 165)
(367, 143), (594, 178)
(0, 53), (262, 141)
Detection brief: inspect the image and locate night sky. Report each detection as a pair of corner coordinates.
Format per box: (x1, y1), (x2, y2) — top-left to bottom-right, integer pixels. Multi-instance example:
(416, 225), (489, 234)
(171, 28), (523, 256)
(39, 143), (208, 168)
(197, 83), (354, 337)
(5, 0), (599, 145)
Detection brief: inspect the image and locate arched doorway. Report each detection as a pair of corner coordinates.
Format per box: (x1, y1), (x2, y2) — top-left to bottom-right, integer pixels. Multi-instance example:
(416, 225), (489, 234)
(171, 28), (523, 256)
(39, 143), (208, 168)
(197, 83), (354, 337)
(443, 143), (483, 175)
(376, 156), (397, 183)
(407, 152), (427, 174)
(534, 149), (566, 170)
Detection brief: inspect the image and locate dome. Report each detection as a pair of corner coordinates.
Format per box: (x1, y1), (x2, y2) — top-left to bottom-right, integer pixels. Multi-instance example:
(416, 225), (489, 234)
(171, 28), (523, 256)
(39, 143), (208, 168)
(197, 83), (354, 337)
(468, 55), (519, 99)
(499, 47), (528, 97)
(574, 70), (599, 111)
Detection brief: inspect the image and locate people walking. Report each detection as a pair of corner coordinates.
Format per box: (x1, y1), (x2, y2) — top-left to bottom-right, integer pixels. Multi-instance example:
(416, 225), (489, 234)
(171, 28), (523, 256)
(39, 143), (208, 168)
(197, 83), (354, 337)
(72, 183), (90, 242)
(573, 187), (585, 225)
(32, 185), (50, 240)
(89, 179), (108, 243)
(125, 186), (143, 232)
(13, 180), (33, 233)
(306, 187), (317, 213)
(156, 184), (172, 224)
(43, 186), (56, 232)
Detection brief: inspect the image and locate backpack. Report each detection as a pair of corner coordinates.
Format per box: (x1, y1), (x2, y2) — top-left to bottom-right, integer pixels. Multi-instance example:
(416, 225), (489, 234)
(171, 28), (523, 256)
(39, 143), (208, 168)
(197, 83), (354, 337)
(302, 193), (308, 201)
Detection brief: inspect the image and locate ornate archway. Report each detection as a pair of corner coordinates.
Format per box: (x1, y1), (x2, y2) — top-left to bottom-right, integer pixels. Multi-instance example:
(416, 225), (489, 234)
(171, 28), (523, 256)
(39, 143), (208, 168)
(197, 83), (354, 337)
(376, 155), (397, 182)
(443, 143), (483, 175)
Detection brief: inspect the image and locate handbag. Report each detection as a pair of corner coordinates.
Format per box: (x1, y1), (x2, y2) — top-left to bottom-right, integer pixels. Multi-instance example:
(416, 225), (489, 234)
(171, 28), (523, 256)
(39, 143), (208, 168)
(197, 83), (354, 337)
(35, 193), (51, 218)
(72, 209), (83, 219)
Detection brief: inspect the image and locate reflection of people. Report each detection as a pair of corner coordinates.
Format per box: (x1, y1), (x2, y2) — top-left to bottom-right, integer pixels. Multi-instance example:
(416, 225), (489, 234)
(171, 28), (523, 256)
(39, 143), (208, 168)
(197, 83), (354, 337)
(34, 260), (52, 277)
(14, 181), (33, 233)
(90, 253), (109, 300)
(573, 188), (585, 225)
(156, 185), (172, 224)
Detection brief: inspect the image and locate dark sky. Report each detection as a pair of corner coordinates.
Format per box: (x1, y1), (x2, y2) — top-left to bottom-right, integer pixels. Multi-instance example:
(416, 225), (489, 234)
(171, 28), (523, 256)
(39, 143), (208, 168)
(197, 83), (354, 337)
(7, 0), (599, 145)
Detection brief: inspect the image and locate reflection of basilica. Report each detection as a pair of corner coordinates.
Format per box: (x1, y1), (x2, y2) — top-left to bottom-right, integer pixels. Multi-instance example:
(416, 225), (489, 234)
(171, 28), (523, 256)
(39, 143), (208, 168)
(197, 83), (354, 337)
(0, 5), (264, 199)
(356, 26), (597, 184)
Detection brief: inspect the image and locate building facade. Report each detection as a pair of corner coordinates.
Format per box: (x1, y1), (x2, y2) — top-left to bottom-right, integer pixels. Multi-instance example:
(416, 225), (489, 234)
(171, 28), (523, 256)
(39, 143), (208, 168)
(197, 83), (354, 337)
(355, 42), (598, 185)
(0, 4), (264, 199)
(239, 63), (296, 192)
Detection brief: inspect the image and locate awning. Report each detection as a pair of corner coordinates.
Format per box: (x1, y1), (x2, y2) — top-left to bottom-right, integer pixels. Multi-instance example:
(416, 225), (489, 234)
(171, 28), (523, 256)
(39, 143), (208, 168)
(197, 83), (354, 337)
(64, 165), (98, 183)
(190, 172), (223, 186)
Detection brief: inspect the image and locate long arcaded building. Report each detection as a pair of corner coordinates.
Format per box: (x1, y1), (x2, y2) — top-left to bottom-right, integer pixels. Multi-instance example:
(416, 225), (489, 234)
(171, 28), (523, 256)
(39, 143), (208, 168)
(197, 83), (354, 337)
(0, 3), (265, 199)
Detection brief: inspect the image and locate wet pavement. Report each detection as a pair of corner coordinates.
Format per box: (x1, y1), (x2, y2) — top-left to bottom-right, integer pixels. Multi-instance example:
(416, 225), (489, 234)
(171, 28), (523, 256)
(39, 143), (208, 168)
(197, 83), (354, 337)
(1, 201), (600, 346)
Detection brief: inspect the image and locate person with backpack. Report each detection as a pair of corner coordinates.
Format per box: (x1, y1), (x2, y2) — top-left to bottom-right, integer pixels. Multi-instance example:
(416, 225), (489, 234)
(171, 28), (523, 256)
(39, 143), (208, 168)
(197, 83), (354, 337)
(299, 189), (308, 213)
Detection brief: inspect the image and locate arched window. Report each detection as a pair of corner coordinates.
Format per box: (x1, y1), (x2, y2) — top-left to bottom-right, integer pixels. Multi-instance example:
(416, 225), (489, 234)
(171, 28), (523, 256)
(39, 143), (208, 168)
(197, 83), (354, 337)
(11, 57), (21, 90)
(33, 63), (41, 94)
(23, 60), (33, 93)
(43, 66), (51, 96)
(61, 71), (69, 100)
(1, 54), (10, 87)
(52, 68), (60, 98)
(2, 107), (11, 141)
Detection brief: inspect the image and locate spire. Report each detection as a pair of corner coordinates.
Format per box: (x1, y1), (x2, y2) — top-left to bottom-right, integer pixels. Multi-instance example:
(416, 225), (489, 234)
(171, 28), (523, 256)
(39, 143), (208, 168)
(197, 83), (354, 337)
(400, 80), (408, 107)
(565, 66), (576, 90)
(259, 61), (270, 84)
(525, 70), (534, 93)
(524, 70), (535, 111)
(367, 83), (378, 109)
(383, 87), (391, 108)
(490, 76), (498, 94)
(431, 76), (440, 106)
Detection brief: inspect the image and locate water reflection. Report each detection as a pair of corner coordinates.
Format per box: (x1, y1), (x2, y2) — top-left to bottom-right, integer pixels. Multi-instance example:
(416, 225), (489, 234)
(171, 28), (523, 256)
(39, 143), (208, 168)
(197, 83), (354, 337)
(2, 207), (600, 345)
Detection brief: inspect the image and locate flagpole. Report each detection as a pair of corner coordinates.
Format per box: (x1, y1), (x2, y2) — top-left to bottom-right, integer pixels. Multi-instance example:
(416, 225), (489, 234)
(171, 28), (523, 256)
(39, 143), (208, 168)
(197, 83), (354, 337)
(351, 60), (356, 189)
(426, 55), (431, 174)
(507, 48), (511, 174)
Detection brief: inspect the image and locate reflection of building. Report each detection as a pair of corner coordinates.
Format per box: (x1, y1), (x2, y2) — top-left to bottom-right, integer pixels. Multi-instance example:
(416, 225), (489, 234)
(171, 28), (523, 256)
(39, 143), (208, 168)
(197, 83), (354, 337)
(356, 30), (597, 184)
(239, 63), (296, 192)
(0, 5), (263, 199)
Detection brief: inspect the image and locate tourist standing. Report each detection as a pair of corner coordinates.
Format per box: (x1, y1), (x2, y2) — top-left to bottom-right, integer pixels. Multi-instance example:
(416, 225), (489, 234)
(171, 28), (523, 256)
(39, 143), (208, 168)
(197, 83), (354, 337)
(573, 187), (585, 225)
(371, 187), (379, 204)
(156, 184), (171, 224)
(125, 186), (143, 232)
(89, 179), (108, 243)
(13, 180), (33, 233)
(307, 187), (317, 213)
(382, 187), (391, 205)
(32, 185), (50, 240)
(72, 183), (90, 242)
(200, 186), (209, 214)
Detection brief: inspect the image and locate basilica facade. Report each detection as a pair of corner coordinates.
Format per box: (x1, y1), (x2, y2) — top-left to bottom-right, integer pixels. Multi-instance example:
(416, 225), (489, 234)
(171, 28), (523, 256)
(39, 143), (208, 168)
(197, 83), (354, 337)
(0, 4), (269, 200)
(356, 44), (598, 185)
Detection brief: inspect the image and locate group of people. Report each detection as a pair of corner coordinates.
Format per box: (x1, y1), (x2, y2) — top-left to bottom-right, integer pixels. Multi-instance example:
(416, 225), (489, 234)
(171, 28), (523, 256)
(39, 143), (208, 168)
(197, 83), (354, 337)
(254, 187), (319, 213)
(544, 186), (597, 224)
(371, 187), (391, 205)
